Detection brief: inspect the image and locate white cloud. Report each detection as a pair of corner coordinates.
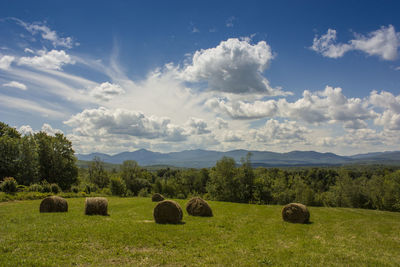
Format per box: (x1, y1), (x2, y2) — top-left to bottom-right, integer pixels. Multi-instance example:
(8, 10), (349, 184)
(311, 25), (400, 60)
(311, 29), (352, 58)
(206, 98), (278, 119)
(3, 81), (27, 90)
(18, 50), (75, 70)
(207, 86), (375, 129)
(24, 48), (34, 54)
(0, 55), (15, 70)
(215, 118), (229, 129)
(90, 82), (125, 101)
(0, 93), (66, 118)
(64, 107), (188, 141)
(370, 90), (400, 130)
(185, 117), (211, 135)
(15, 19), (74, 48)
(222, 131), (243, 142)
(251, 119), (310, 144)
(181, 38), (287, 95)
(18, 125), (34, 135)
(41, 123), (63, 135)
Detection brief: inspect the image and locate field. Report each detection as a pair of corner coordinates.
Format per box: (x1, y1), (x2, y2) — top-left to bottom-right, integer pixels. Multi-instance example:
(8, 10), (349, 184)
(1, 197), (400, 266)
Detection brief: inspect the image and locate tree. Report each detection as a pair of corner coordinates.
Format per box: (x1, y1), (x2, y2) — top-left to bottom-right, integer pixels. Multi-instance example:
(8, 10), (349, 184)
(88, 156), (109, 188)
(0, 123), (21, 180)
(207, 157), (238, 201)
(34, 132), (78, 189)
(16, 135), (40, 185)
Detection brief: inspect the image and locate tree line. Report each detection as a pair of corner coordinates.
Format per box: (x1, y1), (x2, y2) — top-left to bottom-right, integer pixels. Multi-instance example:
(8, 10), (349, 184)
(1, 121), (399, 212)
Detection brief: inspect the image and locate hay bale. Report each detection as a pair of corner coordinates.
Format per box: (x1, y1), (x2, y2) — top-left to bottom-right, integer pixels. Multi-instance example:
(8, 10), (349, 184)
(39, 196), (68, 213)
(186, 197), (213, 217)
(85, 197), (108, 216)
(153, 200), (183, 224)
(282, 203), (310, 223)
(152, 193), (165, 202)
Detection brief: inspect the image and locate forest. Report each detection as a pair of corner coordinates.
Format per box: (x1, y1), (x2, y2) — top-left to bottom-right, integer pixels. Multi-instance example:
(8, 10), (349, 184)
(1, 121), (400, 211)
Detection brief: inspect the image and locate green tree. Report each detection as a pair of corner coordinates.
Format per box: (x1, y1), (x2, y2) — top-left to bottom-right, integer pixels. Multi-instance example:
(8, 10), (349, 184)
(16, 135), (40, 185)
(207, 157), (238, 201)
(88, 156), (110, 188)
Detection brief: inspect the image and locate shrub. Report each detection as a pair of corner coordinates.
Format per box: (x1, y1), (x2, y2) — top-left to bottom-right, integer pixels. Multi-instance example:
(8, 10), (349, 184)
(71, 186), (79, 193)
(50, 183), (61, 194)
(110, 177), (126, 196)
(29, 183), (43, 192)
(81, 183), (98, 194)
(17, 185), (28, 192)
(138, 188), (149, 197)
(40, 181), (51, 193)
(101, 187), (112, 196)
(0, 177), (18, 194)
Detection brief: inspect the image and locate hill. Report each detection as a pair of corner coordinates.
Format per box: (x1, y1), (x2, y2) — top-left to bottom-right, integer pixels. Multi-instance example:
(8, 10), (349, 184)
(76, 149), (400, 168)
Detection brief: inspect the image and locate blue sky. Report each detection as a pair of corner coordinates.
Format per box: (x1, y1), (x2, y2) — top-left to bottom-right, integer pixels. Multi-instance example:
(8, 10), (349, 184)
(1, 0), (400, 155)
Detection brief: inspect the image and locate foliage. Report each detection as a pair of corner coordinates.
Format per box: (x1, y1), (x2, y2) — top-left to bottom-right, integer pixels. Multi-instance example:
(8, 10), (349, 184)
(110, 177), (127, 196)
(0, 177), (18, 194)
(50, 183), (61, 194)
(88, 156), (110, 188)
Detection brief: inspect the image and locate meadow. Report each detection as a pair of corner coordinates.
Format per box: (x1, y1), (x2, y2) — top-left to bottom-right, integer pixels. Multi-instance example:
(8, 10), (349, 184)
(1, 197), (400, 266)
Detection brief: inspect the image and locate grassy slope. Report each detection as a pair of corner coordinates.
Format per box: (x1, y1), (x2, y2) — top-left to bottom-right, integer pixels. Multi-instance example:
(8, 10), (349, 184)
(0, 197), (399, 266)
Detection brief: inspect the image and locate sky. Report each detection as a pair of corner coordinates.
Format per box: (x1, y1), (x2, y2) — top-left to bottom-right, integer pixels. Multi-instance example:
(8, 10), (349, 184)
(0, 0), (400, 155)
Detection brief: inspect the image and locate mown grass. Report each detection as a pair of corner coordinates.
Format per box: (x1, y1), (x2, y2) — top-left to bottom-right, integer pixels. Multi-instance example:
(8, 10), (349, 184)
(1, 197), (399, 266)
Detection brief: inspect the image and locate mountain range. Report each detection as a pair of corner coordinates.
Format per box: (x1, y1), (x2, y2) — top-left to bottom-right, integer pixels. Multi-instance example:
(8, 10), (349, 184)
(76, 149), (400, 168)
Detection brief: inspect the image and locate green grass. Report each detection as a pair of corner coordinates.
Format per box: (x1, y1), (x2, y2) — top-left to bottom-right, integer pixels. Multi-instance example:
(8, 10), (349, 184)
(1, 198), (400, 266)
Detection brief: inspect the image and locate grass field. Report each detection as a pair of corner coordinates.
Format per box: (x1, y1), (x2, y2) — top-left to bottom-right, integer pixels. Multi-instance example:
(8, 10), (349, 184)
(1, 197), (400, 266)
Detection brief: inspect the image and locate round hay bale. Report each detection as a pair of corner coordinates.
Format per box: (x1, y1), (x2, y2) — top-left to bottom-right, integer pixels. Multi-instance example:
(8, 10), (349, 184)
(186, 197), (213, 217)
(152, 193), (165, 202)
(39, 196), (68, 213)
(153, 200), (183, 224)
(85, 197), (108, 216)
(282, 203), (310, 223)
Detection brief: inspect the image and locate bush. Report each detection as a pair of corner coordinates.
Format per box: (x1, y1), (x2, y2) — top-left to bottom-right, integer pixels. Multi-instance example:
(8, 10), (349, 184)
(138, 188), (149, 197)
(40, 181), (51, 193)
(50, 183), (61, 194)
(17, 185), (28, 192)
(0, 177), (18, 194)
(71, 186), (79, 193)
(81, 183), (98, 194)
(29, 183), (43, 192)
(110, 177), (127, 196)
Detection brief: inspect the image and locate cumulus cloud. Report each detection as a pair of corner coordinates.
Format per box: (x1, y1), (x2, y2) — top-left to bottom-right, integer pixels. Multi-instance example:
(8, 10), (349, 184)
(370, 90), (400, 130)
(222, 131), (243, 142)
(311, 29), (352, 58)
(18, 125), (34, 135)
(90, 82), (125, 101)
(17, 123), (63, 136)
(15, 18), (74, 48)
(64, 107), (188, 141)
(311, 25), (400, 60)
(0, 55), (14, 70)
(181, 38), (287, 95)
(18, 50), (74, 70)
(251, 119), (309, 144)
(185, 117), (211, 135)
(41, 123), (63, 135)
(3, 81), (27, 90)
(206, 98), (278, 119)
(207, 86), (375, 129)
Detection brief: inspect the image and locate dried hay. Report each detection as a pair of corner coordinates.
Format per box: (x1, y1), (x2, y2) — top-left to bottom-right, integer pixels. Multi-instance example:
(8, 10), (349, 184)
(85, 197), (108, 216)
(186, 197), (213, 217)
(151, 193), (165, 202)
(153, 200), (183, 224)
(282, 203), (310, 223)
(39, 196), (68, 213)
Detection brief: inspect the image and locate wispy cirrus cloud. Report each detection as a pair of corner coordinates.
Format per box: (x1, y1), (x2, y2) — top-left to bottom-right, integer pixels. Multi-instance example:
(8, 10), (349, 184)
(2, 81), (27, 90)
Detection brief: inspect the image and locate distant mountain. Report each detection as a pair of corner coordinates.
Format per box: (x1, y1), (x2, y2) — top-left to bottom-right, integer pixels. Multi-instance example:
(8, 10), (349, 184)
(76, 149), (400, 168)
